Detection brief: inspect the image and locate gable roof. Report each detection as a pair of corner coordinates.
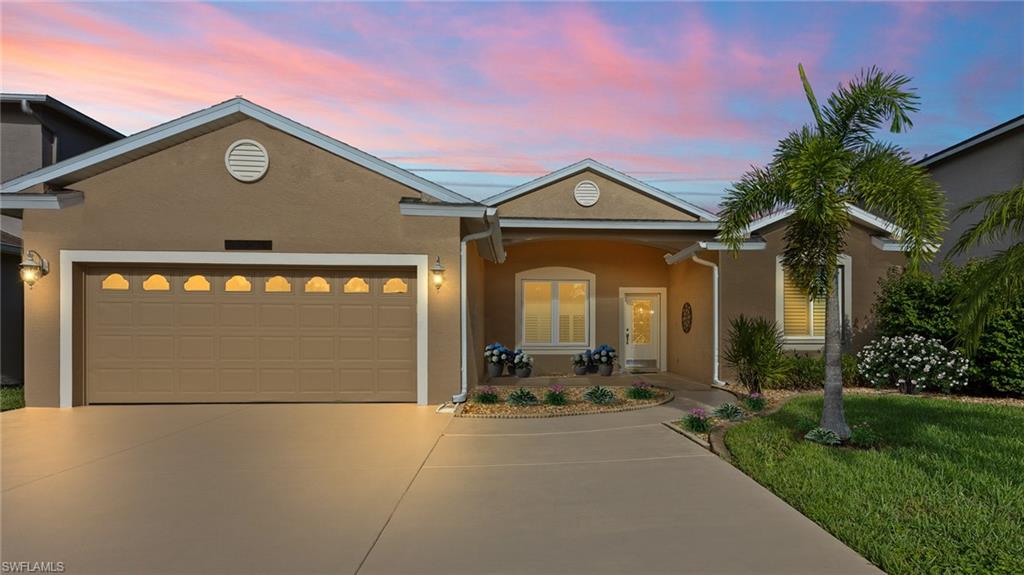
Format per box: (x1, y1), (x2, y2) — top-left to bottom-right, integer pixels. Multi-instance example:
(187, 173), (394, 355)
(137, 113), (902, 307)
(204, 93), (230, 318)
(480, 158), (719, 221)
(738, 204), (903, 238)
(0, 97), (473, 203)
(917, 113), (1024, 168)
(2, 93), (124, 141)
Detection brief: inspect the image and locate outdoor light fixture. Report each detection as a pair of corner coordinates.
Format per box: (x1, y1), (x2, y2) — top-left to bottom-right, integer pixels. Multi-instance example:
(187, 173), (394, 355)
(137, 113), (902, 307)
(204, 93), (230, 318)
(19, 250), (49, 288)
(431, 256), (446, 291)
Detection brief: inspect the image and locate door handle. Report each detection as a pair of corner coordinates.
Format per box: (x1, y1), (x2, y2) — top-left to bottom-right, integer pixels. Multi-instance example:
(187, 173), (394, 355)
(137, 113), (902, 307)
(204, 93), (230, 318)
(625, 328), (630, 344)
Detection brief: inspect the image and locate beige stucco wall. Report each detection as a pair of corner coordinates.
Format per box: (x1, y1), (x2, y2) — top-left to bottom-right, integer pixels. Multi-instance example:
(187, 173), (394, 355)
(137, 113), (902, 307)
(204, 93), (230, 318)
(717, 223), (905, 382)
(666, 256), (715, 383)
(21, 118), (463, 406)
(497, 169), (698, 221)
(482, 239), (671, 375)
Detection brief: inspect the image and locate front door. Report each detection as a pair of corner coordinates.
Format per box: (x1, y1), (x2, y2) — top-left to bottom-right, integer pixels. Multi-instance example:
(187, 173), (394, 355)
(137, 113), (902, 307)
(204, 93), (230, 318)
(622, 292), (661, 372)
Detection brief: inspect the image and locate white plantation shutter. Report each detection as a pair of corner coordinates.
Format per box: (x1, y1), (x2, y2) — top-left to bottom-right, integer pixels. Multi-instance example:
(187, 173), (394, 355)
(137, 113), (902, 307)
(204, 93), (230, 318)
(523, 281), (552, 343)
(557, 282), (587, 344)
(782, 267), (843, 337)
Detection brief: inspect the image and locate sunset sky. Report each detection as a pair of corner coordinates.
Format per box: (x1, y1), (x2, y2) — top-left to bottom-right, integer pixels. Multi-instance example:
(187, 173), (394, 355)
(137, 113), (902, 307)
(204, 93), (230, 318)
(2, 1), (1021, 208)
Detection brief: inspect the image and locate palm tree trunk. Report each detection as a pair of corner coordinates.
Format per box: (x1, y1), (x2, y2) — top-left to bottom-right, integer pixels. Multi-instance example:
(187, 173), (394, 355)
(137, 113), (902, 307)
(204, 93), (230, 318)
(820, 286), (851, 439)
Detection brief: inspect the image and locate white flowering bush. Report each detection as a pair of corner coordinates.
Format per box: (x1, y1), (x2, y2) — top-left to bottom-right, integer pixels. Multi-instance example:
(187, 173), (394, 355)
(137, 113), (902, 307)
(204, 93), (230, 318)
(857, 335), (969, 394)
(592, 344), (617, 365)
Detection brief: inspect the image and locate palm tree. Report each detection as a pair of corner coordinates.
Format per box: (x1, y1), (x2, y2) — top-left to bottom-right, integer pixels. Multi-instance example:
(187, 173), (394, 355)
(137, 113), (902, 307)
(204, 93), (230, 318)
(718, 64), (946, 438)
(948, 182), (1024, 351)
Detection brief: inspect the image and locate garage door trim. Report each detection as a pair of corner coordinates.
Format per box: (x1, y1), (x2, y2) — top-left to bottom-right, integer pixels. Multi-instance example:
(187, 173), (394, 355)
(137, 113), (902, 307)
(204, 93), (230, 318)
(60, 250), (430, 407)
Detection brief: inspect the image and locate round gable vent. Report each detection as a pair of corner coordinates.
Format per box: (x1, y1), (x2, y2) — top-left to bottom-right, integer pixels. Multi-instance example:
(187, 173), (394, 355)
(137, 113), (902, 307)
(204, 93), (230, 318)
(225, 139), (269, 182)
(573, 180), (600, 207)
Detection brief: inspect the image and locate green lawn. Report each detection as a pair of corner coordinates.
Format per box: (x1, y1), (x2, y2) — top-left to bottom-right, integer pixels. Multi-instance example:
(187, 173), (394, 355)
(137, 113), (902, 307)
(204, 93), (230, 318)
(1, 386), (25, 411)
(725, 394), (1024, 575)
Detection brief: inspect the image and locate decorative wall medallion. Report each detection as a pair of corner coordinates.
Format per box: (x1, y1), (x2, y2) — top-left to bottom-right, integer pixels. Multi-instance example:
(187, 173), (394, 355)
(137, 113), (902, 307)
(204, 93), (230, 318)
(681, 302), (693, 333)
(573, 180), (600, 207)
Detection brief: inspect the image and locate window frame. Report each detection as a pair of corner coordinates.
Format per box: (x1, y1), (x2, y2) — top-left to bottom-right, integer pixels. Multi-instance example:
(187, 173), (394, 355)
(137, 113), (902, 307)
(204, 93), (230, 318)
(514, 267), (596, 353)
(774, 254), (852, 350)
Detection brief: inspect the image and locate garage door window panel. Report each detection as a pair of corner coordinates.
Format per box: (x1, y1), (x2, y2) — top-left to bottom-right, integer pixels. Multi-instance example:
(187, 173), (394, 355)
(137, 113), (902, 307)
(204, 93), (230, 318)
(101, 273), (130, 291)
(264, 275), (292, 293)
(343, 277), (370, 294)
(142, 274), (171, 292)
(225, 275), (252, 293)
(304, 276), (331, 293)
(183, 275), (211, 292)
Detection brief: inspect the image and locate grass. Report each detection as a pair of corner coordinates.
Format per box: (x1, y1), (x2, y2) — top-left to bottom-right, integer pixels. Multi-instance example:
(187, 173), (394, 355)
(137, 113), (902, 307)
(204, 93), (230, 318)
(725, 394), (1024, 575)
(1, 386), (25, 411)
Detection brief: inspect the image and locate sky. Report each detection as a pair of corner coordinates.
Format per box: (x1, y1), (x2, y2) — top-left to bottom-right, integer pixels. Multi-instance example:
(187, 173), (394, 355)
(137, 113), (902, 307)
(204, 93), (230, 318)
(2, 1), (1021, 209)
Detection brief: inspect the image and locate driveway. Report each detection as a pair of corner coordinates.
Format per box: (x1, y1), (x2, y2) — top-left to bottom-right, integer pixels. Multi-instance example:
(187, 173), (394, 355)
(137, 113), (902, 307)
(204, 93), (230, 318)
(2, 387), (880, 575)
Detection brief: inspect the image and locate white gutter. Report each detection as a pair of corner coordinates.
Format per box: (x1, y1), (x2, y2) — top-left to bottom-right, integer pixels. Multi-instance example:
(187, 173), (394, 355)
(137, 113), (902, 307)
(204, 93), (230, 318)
(663, 239), (765, 265)
(690, 255), (726, 386)
(453, 208), (501, 403)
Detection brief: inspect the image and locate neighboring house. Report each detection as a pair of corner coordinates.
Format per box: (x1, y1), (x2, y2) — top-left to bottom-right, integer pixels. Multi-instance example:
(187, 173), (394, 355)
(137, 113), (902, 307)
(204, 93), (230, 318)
(0, 98), (907, 408)
(0, 94), (123, 387)
(918, 114), (1024, 267)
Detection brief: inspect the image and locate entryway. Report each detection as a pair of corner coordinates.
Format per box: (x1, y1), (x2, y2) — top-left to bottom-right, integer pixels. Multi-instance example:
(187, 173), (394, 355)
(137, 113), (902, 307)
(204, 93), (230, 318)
(619, 288), (666, 372)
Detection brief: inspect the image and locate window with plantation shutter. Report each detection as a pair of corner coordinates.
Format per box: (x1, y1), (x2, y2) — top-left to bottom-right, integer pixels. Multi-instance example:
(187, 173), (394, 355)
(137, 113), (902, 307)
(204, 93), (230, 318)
(777, 257), (850, 344)
(517, 269), (593, 349)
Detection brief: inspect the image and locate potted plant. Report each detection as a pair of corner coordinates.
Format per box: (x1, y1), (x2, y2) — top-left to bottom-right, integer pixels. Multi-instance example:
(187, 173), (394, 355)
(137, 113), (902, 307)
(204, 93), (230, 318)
(592, 344), (616, 376)
(483, 343), (510, 378)
(571, 351), (590, 376)
(513, 350), (534, 378)
(507, 349), (519, 375)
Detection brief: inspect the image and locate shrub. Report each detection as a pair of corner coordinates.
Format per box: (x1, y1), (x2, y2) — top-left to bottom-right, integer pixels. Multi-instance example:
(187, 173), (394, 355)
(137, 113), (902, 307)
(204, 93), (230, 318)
(626, 380), (655, 400)
(874, 266), (1024, 396)
(474, 386), (500, 404)
(804, 427), (841, 446)
(848, 421), (882, 449)
(722, 315), (789, 393)
(507, 387), (538, 406)
(583, 385), (616, 405)
(544, 384), (567, 406)
(712, 402), (745, 421)
(858, 335), (970, 394)
(570, 352), (590, 368)
(773, 353), (860, 390)
(683, 408), (712, 433)
(782, 354), (825, 390)
(743, 392), (766, 412)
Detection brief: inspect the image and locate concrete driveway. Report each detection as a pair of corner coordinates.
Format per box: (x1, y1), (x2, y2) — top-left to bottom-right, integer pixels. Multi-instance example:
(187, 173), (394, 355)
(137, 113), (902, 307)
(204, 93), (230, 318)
(2, 388), (880, 575)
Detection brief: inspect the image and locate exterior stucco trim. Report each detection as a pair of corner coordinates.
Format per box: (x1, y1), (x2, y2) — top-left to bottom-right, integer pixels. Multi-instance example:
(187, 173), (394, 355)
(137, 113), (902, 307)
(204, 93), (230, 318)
(482, 159), (719, 221)
(59, 250), (430, 407)
(740, 204), (902, 237)
(501, 218), (720, 230)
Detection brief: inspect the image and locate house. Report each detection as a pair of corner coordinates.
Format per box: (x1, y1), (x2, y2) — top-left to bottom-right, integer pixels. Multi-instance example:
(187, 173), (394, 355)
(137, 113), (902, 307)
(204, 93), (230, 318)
(1, 94), (124, 388)
(918, 114), (1024, 266)
(0, 98), (907, 407)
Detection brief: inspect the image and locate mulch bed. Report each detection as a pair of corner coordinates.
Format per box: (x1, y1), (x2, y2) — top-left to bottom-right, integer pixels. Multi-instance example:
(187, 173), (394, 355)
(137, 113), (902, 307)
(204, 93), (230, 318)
(458, 386), (673, 418)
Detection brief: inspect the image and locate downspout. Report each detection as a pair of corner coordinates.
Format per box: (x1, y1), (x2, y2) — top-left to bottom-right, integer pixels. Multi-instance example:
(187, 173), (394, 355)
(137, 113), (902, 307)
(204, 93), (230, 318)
(453, 208), (501, 403)
(21, 99), (58, 165)
(690, 255), (726, 386)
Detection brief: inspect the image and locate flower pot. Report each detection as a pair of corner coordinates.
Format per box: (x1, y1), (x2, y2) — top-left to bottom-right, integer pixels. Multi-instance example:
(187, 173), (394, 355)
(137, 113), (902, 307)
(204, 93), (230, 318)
(573, 365), (588, 375)
(507, 363), (516, 376)
(598, 363), (614, 376)
(587, 364), (599, 374)
(487, 363), (503, 378)
(515, 367), (532, 378)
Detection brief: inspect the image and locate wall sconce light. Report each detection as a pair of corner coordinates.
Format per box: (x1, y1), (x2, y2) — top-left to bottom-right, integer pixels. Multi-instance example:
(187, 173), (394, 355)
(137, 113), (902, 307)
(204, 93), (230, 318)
(431, 256), (446, 291)
(20, 250), (49, 289)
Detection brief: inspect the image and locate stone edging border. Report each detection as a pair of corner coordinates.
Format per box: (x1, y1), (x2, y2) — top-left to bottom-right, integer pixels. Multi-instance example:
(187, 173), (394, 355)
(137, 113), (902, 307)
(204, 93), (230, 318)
(454, 390), (675, 419)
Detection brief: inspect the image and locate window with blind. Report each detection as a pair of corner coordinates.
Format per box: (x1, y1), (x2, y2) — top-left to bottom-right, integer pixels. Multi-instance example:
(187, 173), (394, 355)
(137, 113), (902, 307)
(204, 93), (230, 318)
(522, 279), (589, 346)
(781, 266), (845, 338)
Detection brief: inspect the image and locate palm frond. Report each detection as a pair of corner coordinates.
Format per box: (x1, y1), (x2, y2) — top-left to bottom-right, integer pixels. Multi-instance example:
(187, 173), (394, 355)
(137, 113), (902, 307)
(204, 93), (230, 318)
(955, 243), (1024, 352)
(849, 142), (946, 270)
(948, 182), (1024, 258)
(822, 66), (919, 148)
(717, 165), (790, 251)
(798, 63), (825, 131)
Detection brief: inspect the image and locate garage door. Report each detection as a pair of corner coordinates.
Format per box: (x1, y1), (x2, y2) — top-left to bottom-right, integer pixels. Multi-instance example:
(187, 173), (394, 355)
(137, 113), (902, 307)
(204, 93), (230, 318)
(85, 267), (417, 403)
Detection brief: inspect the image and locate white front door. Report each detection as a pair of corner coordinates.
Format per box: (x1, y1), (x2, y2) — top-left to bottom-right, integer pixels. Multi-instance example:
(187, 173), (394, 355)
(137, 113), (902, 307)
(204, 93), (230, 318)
(622, 292), (661, 371)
